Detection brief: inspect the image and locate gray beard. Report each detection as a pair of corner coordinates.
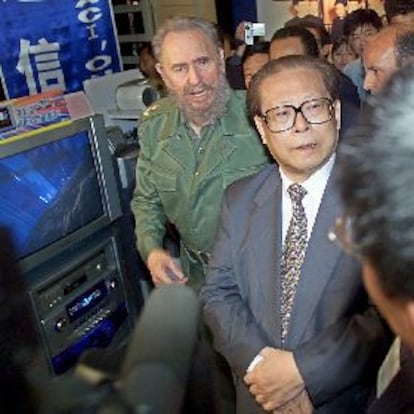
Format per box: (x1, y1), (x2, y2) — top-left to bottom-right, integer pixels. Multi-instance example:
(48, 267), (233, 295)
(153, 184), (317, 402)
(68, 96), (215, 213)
(174, 72), (231, 127)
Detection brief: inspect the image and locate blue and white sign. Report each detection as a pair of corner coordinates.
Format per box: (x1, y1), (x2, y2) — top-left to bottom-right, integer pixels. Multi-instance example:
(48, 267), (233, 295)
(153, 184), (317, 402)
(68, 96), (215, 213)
(0, 0), (122, 99)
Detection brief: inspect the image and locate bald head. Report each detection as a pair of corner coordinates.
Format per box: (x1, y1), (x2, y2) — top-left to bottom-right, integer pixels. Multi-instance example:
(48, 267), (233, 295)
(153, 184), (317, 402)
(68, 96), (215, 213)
(363, 25), (414, 95)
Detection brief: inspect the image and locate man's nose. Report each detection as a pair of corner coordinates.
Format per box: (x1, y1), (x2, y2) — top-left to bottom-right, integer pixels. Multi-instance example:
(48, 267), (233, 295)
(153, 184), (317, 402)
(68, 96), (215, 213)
(187, 64), (201, 85)
(363, 72), (373, 93)
(293, 110), (309, 132)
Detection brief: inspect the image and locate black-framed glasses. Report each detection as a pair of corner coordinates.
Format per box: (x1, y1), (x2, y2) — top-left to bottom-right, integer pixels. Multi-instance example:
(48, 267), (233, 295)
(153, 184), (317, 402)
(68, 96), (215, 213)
(260, 98), (335, 134)
(328, 215), (361, 259)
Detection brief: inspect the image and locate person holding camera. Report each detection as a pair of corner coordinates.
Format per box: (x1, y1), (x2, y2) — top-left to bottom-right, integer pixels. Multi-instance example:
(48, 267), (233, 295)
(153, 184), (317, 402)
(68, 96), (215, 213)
(225, 21), (266, 89)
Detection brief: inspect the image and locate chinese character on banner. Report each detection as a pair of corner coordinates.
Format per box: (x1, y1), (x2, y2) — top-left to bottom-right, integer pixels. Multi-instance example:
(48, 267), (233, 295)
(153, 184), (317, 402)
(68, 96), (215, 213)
(17, 38), (66, 95)
(0, 0), (122, 99)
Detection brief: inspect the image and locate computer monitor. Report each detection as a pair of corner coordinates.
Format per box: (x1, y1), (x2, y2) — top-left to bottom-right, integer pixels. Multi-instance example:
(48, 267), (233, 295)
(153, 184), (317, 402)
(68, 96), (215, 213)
(0, 115), (122, 274)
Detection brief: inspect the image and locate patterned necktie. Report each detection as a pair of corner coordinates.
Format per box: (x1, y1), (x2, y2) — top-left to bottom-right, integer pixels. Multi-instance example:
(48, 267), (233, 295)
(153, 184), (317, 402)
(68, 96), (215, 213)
(280, 183), (308, 343)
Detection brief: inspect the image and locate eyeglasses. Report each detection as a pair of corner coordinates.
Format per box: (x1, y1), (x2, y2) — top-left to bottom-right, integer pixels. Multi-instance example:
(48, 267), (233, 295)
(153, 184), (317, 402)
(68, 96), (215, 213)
(328, 215), (361, 259)
(260, 98), (335, 134)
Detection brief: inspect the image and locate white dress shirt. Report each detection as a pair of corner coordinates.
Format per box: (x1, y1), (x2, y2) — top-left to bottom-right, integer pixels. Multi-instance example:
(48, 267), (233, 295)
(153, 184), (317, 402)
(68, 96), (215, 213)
(280, 153), (336, 245)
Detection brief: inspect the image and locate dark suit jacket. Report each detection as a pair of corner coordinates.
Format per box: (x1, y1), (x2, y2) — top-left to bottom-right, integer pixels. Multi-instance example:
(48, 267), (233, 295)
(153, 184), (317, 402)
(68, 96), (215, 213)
(368, 344), (414, 414)
(201, 163), (390, 414)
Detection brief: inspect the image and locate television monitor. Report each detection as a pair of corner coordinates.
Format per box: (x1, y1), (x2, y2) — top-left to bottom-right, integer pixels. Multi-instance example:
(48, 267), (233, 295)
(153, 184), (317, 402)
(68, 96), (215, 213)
(0, 115), (123, 273)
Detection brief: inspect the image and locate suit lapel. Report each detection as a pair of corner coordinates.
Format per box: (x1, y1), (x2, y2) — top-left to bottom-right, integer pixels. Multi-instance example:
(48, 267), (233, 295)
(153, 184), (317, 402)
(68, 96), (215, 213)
(248, 168), (283, 345)
(286, 167), (344, 346)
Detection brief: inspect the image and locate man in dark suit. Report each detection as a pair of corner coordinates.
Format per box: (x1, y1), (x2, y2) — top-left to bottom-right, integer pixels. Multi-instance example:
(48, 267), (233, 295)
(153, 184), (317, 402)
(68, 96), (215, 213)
(338, 63), (414, 414)
(200, 55), (390, 413)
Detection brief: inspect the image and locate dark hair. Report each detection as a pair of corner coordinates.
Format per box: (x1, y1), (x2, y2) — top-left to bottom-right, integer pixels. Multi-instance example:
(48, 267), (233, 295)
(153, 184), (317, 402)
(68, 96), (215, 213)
(343, 9), (383, 38)
(0, 228), (38, 413)
(241, 41), (270, 65)
(331, 36), (351, 55)
(338, 63), (414, 299)
(271, 26), (319, 58)
(396, 30), (414, 68)
(384, 0), (414, 21)
(285, 16), (331, 47)
(138, 42), (155, 58)
(247, 55), (340, 119)
(303, 20), (331, 46)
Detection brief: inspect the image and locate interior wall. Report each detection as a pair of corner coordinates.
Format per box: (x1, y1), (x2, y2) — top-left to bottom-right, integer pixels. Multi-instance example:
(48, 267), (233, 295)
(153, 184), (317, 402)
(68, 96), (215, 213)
(257, 1), (292, 40)
(151, 0), (217, 29)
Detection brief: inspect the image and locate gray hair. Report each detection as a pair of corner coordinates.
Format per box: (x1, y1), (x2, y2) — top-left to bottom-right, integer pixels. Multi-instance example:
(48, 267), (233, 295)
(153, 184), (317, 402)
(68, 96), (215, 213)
(152, 16), (221, 63)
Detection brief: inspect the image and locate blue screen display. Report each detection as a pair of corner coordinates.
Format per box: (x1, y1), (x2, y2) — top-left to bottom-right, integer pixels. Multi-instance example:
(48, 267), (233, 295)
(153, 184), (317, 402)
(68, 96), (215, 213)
(0, 131), (104, 259)
(66, 279), (107, 323)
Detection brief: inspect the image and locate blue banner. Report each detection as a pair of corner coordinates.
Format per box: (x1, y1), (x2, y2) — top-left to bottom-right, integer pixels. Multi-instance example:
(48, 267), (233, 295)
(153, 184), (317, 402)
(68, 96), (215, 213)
(0, 0), (122, 99)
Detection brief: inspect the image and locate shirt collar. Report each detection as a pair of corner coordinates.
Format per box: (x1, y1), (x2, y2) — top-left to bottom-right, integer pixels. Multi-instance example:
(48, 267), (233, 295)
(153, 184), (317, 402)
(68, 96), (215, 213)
(280, 152), (336, 196)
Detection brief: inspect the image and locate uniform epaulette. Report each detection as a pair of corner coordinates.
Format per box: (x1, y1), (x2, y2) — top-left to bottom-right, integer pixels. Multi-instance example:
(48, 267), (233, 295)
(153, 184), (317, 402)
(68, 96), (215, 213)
(140, 97), (174, 121)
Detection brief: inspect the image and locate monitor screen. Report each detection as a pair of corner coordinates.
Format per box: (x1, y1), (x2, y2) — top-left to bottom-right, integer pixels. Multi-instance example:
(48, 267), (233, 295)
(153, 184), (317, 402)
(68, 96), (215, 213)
(0, 130), (104, 260)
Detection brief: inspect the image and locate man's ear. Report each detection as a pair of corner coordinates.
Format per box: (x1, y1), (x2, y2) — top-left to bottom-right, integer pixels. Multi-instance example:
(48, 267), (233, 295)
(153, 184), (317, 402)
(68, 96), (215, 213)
(155, 62), (163, 77)
(254, 115), (267, 145)
(218, 47), (225, 61)
(334, 99), (341, 131)
(155, 62), (172, 90)
(406, 301), (414, 332)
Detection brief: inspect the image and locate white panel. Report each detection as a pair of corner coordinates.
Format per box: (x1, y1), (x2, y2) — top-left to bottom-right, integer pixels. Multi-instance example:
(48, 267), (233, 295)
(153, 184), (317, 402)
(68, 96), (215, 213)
(257, 0), (292, 40)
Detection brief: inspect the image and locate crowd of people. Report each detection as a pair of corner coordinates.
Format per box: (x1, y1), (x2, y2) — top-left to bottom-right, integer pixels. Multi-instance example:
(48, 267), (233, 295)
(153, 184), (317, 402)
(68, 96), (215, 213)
(130, 1), (414, 413)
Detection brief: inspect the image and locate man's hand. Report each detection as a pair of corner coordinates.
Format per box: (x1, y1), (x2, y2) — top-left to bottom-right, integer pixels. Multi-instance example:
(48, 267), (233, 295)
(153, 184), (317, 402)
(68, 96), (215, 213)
(232, 21), (248, 57)
(147, 248), (187, 286)
(244, 347), (310, 412)
(273, 389), (314, 414)
(234, 21), (248, 44)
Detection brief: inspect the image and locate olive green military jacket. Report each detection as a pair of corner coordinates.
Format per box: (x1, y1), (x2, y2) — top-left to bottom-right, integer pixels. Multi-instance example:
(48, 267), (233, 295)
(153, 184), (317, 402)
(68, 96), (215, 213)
(131, 90), (270, 291)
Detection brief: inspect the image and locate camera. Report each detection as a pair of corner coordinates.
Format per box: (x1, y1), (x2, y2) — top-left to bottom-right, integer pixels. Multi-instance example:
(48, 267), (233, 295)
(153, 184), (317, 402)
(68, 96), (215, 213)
(244, 22), (266, 46)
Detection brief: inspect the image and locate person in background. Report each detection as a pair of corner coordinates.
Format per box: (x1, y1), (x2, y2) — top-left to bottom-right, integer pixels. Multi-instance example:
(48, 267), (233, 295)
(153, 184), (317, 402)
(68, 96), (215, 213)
(0, 228), (38, 413)
(338, 62), (414, 414)
(290, 0), (321, 18)
(137, 42), (167, 97)
(270, 26), (320, 61)
(241, 42), (270, 89)
(201, 55), (390, 414)
(384, 0), (414, 25)
(223, 21), (250, 90)
(342, 8), (383, 101)
(347, 0), (367, 12)
(331, 0), (348, 43)
(285, 15), (332, 59)
(363, 25), (414, 95)
(331, 36), (357, 71)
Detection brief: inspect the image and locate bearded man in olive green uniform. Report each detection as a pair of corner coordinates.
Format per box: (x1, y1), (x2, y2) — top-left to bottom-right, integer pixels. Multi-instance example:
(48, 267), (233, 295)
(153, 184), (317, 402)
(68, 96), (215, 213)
(132, 16), (270, 292)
